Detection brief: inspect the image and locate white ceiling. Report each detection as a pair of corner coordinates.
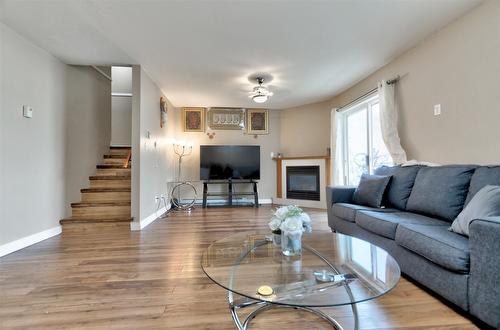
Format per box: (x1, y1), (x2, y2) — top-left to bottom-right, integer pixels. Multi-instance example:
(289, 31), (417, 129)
(0, 0), (481, 109)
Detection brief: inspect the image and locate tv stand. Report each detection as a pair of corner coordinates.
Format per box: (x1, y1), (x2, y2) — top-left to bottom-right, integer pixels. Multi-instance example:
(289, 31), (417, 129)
(202, 180), (259, 208)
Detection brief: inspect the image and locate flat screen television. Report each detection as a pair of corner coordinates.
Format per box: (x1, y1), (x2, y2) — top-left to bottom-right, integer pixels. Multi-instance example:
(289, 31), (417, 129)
(200, 145), (260, 180)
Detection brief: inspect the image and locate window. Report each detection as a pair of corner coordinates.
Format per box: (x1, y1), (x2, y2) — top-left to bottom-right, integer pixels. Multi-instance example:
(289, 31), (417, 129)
(340, 94), (392, 185)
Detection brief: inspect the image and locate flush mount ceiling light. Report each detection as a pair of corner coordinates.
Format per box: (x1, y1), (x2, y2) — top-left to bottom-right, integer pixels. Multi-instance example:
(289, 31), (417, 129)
(249, 77), (273, 104)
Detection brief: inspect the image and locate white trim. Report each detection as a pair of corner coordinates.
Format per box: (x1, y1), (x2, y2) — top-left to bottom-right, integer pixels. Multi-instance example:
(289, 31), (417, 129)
(111, 92), (133, 97)
(0, 226), (62, 258)
(130, 205), (170, 231)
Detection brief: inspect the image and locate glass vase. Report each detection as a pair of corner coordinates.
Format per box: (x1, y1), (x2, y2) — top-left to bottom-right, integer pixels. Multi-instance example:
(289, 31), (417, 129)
(272, 232), (281, 246)
(281, 230), (303, 256)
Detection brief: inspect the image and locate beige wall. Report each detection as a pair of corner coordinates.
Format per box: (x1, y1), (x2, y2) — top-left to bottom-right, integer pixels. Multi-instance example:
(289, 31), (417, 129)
(0, 23), (111, 247)
(331, 0), (500, 165)
(131, 66), (179, 228)
(280, 100), (332, 157)
(174, 109), (281, 200)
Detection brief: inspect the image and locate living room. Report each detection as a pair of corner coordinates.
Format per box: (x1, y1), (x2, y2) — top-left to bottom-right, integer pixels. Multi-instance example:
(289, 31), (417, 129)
(1, 0), (499, 329)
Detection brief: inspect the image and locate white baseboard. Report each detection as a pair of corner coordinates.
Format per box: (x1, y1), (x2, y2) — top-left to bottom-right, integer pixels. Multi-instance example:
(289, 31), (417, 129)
(0, 225), (62, 258)
(130, 204), (170, 231)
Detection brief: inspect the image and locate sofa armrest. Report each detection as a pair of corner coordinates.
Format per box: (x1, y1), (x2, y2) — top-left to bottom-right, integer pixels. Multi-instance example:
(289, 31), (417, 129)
(468, 216), (500, 328)
(326, 186), (356, 231)
(326, 186), (356, 205)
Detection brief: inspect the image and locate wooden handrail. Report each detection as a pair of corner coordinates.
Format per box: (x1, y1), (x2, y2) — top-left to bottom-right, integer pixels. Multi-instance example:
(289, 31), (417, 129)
(123, 150), (132, 168)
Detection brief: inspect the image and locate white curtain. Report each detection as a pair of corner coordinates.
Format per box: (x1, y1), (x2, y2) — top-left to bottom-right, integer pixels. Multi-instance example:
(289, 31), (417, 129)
(378, 80), (407, 164)
(331, 108), (345, 185)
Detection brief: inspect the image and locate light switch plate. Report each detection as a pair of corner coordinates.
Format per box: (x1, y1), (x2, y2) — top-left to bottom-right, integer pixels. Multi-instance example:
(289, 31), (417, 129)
(434, 104), (441, 116)
(23, 105), (33, 118)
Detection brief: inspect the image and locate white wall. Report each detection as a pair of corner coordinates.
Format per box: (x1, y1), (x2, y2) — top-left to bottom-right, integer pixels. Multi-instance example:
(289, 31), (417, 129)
(0, 22), (111, 253)
(111, 66), (132, 146)
(65, 65), (111, 215)
(330, 0), (500, 165)
(0, 22), (67, 247)
(131, 66), (178, 229)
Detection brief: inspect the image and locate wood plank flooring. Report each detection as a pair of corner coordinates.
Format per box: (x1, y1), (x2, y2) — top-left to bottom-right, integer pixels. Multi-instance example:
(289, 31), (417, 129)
(0, 206), (478, 329)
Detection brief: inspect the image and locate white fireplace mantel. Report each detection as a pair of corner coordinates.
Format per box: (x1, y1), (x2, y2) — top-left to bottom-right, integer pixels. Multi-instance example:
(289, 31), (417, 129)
(272, 156), (331, 209)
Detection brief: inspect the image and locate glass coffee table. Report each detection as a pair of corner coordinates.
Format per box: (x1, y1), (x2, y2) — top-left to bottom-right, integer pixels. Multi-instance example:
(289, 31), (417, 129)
(201, 231), (400, 330)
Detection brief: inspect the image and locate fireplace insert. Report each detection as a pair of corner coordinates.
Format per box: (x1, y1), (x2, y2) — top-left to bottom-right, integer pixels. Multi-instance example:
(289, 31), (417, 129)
(286, 166), (320, 201)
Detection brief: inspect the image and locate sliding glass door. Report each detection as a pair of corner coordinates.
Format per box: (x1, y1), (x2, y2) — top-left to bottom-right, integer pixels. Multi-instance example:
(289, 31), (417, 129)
(341, 94), (392, 185)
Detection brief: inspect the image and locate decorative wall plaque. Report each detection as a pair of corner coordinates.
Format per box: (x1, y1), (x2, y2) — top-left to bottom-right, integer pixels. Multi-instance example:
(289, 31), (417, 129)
(207, 108), (245, 130)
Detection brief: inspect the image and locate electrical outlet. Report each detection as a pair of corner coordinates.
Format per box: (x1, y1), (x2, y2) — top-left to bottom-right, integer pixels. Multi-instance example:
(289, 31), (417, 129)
(434, 104), (441, 116)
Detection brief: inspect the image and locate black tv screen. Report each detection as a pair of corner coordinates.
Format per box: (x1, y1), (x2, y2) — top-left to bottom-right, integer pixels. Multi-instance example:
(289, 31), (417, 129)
(200, 145), (260, 180)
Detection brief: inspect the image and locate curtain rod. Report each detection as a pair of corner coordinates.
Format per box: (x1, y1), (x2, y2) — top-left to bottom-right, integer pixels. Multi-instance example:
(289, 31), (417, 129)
(336, 76), (399, 112)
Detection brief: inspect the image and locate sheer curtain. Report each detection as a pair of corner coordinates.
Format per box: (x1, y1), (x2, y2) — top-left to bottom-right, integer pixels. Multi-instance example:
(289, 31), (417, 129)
(331, 108), (345, 185)
(378, 80), (407, 164)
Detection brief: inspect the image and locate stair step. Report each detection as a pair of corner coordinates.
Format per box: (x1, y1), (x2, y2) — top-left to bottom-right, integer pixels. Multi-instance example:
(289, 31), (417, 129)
(104, 154), (128, 159)
(97, 164), (131, 169)
(81, 188), (131, 202)
(81, 188), (131, 193)
(71, 201), (130, 208)
(89, 175), (131, 180)
(60, 217), (133, 224)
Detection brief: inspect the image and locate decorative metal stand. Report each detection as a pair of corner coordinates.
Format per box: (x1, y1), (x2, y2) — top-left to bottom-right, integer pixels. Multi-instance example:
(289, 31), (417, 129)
(171, 142), (195, 211)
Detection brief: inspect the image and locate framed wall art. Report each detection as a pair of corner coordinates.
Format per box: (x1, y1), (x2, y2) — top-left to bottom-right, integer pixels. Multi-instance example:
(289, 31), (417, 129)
(247, 109), (268, 135)
(182, 107), (205, 132)
(207, 108), (245, 130)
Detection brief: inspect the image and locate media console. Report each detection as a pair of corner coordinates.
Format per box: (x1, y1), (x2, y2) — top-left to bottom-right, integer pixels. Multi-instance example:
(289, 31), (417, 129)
(202, 180), (259, 208)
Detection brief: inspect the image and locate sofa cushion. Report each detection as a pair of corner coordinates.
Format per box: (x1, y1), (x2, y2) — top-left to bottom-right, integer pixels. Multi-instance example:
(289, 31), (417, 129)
(355, 211), (449, 240)
(374, 165), (422, 210)
(352, 174), (392, 208)
(450, 185), (500, 236)
(406, 165), (477, 221)
(465, 166), (500, 206)
(395, 223), (470, 273)
(332, 203), (398, 223)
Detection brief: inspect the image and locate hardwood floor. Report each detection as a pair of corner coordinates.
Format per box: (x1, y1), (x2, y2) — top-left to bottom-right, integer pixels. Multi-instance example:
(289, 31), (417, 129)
(0, 206), (478, 329)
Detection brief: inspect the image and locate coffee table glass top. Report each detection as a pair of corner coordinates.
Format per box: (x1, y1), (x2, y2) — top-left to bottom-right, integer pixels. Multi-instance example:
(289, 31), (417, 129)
(201, 231), (400, 308)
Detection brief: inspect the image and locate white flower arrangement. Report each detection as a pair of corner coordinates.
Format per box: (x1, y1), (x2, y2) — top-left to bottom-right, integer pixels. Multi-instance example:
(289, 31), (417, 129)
(268, 205), (312, 235)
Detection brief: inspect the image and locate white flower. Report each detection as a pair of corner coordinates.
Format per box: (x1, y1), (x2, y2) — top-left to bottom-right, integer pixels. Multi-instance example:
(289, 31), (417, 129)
(268, 217), (282, 231)
(280, 216), (305, 235)
(274, 206), (289, 220)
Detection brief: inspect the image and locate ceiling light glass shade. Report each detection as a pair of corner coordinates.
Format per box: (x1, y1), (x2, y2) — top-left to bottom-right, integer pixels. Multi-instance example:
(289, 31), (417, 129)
(252, 94), (268, 103)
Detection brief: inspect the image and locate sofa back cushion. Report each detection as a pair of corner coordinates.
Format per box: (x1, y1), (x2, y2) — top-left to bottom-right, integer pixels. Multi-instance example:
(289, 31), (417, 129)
(374, 165), (422, 210)
(464, 166), (500, 206)
(352, 174), (392, 208)
(406, 165), (477, 221)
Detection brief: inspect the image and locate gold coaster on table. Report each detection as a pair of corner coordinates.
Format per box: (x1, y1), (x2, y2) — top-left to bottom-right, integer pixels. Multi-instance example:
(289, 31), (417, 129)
(257, 285), (274, 296)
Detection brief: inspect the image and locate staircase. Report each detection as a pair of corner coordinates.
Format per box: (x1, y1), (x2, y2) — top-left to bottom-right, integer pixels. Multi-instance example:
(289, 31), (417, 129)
(60, 147), (132, 227)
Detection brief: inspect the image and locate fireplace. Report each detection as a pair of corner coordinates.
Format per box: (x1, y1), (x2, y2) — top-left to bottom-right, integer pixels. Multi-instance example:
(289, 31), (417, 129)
(286, 166), (320, 201)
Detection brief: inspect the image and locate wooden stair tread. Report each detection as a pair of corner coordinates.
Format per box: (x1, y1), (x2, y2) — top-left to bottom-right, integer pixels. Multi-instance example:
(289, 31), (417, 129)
(71, 201), (131, 208)
(96, 164), (131, 169)
(81, 188), (131, 193)
(60, 217), (133, 224)
(103, 154), (128, 159)
(89, 175), (130, 180)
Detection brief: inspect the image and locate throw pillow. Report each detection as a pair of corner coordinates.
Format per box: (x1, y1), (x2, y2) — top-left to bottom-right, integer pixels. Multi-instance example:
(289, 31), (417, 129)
(450, 185), (500, 236)
(353, 174), (392, 208)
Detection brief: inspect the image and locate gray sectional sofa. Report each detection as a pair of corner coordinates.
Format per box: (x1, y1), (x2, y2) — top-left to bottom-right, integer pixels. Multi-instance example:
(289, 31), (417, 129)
(326, 165), (500, 328)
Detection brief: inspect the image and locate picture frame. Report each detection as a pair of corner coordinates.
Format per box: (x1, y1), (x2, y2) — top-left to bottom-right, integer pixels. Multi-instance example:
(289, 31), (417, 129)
(247, 109), (268, 135)
(182, 107), (205, 132)
(207, 108), (245, 130)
